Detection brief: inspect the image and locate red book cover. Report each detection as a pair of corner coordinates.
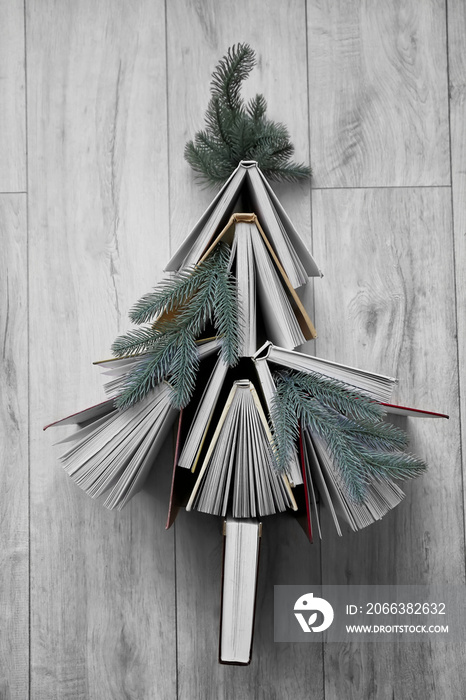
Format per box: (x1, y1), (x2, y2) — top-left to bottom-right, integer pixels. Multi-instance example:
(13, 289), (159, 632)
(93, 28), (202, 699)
(166, 410), (197, 529)
(298, 423), (313, 544)
(380, 402), (449, 419)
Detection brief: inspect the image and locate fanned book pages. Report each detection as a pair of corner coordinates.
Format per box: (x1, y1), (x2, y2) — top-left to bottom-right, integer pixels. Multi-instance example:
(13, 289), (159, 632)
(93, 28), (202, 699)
(186, 380), (297, 518)
(51, 382), (178, 510)
(44, 340), (221, 509)
(253, 341), (397, 403)
(165, 161), (321, 289)
(220, 518), (261, 665)
(177, 354), (230, 471)
(202, 214), (316, 353)
(252, 342), (448, 539)
(253, 341), (449, 416)
(300, 429), (406, 538)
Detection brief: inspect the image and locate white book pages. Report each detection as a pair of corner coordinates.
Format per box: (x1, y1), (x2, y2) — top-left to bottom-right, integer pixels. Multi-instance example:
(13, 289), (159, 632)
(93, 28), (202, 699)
(187, 380), (294, 518)
(60, 389), (166, 470)
(80, 403), (166, 495)
(53, 409), (119, 446)
(246, 166), (308, 288)
(310, 432), (405, 532)
(165, 165), (248, 271)
(104, 405), (178, 510)
(303, 431), (342, 536)
(84, 397), (174, 499)
(256, 167), (322, 279)
(56, 383), (177, 505)
(254, 341), (396, 403)
(220, 518), (260, 665)
(186, 382), (240, 509)
(164, 161), (322, 291)
(235, 223), (256, 356)
(311, 433), (360, 532)
(301, 434), (322, 539)
(45, 398), (115, 428)
(248, 223), (306, 349)
(178, 356), (229, 469)
(252, 357), (302, 486)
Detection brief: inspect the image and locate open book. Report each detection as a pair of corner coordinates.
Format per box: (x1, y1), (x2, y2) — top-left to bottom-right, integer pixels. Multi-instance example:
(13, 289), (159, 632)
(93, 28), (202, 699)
(185, 380), (297, 518)
(44, 340), (220, 510)
(252, 342), (448, 538)
(50, 382), (178, 510)
(253, 341), (449, 416)
(299, 428), (406, 537)
(253, 340), (397, 403)
(209, 214), (316, 353)
(165, 161), (321, 289)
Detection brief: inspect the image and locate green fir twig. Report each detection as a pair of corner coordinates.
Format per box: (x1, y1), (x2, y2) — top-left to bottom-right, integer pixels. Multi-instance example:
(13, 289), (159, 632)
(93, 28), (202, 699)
(185, 43), (311, 186)
(270, 370), (427, 504)
(111, 243), (240, 409)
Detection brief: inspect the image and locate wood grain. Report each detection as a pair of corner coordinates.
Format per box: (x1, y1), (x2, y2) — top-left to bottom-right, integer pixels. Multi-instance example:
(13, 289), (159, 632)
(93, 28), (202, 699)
(312, 187), (465, 699)
(27, 2), (176, 698)
(0, 195), (28, 699)
(448, 0), (466, 556)
(166, 1), (322, 697)
(0, 0), (25, 192)
(307, 0), (450, 188)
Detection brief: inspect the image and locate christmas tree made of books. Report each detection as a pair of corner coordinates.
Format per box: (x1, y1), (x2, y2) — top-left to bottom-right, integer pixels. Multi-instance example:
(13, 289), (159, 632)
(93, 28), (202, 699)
(45, 44), (448, 665)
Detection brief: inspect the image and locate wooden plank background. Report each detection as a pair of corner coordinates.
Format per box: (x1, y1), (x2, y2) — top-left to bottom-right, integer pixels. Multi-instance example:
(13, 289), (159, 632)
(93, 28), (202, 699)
(1, 0), (464, 698)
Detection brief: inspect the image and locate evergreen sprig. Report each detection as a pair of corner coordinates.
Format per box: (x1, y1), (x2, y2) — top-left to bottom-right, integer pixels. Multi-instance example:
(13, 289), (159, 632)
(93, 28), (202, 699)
(185, 43), (311, 186)
(270, 370), (427, 504)
(111, 243), (240, 409)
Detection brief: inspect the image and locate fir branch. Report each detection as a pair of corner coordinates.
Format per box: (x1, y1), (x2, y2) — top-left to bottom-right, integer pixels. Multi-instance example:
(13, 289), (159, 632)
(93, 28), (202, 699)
(336, 414), (408, 452)
(112, 242), (239, 409)
(128, 269), (205, 325)
(213, 268), (242, 365)
(111, 326), (161, 357)
(284, 370), (385, 422)
(246, 94), (267, 122)
(210, 43), (255, 113)
(167, 329), (199, 409)
(184, 142), (228, 186)
(185, 42), (312, 186)
(270, 370), (427, 504)
(115, 336), (178, 409)
(128, 244), (230, 325)
(261, 163), (313, 183)
(357, 449), (427, 482)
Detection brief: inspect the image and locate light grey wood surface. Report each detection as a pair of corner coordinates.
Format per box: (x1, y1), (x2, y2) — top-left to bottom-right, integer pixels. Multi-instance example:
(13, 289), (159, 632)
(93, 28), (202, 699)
(0, 195), (28, 699)
(1, 1), (464, 698)
(0, 0), (26, 192)
(312, 188), (464, 698)
(27, 2), (175, 699)
(448, 0), (466, 543)
(308, 0), (450, 188)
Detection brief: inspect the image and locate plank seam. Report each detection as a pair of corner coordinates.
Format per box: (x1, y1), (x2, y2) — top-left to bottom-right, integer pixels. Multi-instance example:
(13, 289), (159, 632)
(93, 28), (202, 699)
(164, 0), (172, 261)
(164, 1), (178, 695)
(23, 0), (31, 697)
(312, 185), (451, 191)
